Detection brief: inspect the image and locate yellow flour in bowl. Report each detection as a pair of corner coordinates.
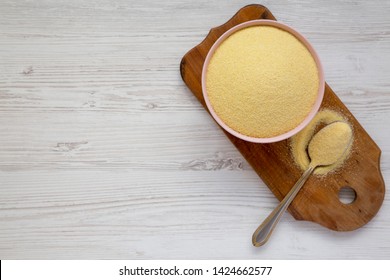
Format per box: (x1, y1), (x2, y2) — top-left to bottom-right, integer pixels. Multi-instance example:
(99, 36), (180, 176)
(206, 25), (320, 138)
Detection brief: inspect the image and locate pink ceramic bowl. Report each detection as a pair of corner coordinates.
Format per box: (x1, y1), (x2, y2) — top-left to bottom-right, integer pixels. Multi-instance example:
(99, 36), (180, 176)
(201, 20), (325, 143)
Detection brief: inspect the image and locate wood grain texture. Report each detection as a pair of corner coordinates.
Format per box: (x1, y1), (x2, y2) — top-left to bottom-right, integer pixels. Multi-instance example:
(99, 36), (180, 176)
(180, 4), (385, 232)
(0, 0), (389, 259)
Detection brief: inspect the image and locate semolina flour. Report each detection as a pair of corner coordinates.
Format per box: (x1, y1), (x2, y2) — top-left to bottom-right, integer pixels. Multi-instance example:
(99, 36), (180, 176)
(290, 109), (353, 175)
(308, 122), (353, 167)
(206, 25), (320, 138)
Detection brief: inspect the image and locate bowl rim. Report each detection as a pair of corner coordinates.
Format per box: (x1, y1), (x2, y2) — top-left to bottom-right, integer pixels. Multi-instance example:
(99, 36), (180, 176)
(201, 19), (325, 143)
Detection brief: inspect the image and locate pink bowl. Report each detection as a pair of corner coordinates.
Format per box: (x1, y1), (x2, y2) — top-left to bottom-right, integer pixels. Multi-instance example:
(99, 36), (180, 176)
(202, 20), (325, 143)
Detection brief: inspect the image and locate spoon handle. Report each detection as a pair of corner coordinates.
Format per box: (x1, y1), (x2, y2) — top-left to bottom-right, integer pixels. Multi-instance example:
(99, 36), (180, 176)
(252, 166), (315, 247)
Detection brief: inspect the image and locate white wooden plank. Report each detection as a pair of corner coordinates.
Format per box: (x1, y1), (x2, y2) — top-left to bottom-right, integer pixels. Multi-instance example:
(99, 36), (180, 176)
(0, 0), (389, 259)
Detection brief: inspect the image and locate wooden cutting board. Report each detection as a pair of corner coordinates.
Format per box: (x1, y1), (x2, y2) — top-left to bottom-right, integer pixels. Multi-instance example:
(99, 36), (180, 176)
(180, 4), (385, 231)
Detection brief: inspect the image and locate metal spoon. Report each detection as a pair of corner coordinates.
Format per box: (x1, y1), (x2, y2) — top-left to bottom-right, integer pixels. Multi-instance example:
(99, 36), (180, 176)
(252, 121), (353, 247)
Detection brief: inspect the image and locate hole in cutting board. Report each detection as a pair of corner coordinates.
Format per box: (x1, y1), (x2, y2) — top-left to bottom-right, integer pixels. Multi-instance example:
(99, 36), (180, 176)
(338, 186), (356, 204)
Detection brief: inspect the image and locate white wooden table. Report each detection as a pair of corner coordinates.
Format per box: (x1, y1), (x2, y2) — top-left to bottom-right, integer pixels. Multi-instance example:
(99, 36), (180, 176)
(0, 0), (389, 259)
